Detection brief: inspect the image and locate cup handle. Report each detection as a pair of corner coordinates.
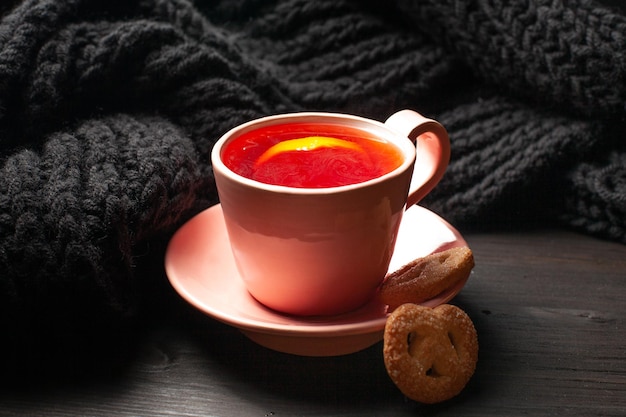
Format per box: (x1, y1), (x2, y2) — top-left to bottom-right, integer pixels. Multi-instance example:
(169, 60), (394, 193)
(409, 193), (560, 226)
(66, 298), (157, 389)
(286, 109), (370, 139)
(385, 109), (450, 209)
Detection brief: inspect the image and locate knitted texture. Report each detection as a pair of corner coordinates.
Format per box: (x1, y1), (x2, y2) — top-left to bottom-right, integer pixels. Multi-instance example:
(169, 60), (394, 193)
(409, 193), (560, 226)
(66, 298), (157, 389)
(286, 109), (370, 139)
(1, 0), (625, 370)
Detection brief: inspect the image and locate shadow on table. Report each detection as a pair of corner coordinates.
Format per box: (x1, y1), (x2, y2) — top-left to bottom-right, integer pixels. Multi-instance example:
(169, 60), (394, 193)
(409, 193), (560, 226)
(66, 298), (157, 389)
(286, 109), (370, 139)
(185, 294), (502, 413)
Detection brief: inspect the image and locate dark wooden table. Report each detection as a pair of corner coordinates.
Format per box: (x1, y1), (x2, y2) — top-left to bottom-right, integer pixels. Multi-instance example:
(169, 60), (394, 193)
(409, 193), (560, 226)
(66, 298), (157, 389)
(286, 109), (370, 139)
(1, 227), (625, 416)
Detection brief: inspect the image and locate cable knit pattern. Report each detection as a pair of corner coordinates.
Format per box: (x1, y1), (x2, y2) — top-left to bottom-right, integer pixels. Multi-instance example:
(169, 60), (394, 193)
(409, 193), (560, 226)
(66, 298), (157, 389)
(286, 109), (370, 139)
(393, 0), (626, 117)
(1, 0), (625, 369)
(422, 96), (602, 224)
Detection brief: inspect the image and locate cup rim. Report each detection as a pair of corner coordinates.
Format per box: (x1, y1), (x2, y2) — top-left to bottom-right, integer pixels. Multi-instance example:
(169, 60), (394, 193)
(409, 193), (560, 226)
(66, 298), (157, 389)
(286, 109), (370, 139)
(211, 112), (417, 195)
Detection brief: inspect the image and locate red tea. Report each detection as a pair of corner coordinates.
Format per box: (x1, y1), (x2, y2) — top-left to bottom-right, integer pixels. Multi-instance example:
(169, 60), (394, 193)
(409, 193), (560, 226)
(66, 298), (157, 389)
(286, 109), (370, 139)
(222, 122), (404, 188)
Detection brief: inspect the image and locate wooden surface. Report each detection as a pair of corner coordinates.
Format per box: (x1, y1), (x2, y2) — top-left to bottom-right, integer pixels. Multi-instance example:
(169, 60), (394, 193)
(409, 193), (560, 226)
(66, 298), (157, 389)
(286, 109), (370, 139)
(1, 228), (625, 416)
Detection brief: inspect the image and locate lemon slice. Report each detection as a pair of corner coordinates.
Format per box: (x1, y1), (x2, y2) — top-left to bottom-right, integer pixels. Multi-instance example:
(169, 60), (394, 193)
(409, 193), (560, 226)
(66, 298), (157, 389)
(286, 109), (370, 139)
(256, 136), (361, 165)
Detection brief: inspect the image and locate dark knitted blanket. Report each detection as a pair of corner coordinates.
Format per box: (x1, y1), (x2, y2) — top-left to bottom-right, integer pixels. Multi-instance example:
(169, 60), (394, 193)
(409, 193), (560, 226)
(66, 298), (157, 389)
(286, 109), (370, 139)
(1, 0), (625, 375)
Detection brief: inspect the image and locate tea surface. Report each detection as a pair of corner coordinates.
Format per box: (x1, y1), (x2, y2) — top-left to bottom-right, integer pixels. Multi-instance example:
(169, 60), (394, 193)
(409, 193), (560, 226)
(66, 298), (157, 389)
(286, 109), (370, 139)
(222, 123), (403, 188)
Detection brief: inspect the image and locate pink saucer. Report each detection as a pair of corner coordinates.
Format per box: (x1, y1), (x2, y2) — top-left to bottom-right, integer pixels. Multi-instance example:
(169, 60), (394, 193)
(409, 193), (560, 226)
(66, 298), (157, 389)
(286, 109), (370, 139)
(165, 204), (468, 356)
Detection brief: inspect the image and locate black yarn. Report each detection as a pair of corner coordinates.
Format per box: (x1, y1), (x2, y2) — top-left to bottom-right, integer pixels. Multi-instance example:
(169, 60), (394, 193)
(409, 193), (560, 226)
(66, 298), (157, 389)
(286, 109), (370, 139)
(0, 0), (625, 374)
(421, 95), (604, 227)
(393, 0), (626, 118)
(562, 146), (626, 241)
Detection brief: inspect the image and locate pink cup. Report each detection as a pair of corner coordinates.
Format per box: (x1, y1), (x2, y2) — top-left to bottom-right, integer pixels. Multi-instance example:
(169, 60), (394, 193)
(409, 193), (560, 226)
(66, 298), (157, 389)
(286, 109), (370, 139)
(211, 110), (449, 316)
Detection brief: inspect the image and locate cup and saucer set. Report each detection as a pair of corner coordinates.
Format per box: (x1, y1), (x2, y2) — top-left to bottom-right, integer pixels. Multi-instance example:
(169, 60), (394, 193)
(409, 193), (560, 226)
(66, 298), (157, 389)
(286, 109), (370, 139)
(165, 110), (470, 357)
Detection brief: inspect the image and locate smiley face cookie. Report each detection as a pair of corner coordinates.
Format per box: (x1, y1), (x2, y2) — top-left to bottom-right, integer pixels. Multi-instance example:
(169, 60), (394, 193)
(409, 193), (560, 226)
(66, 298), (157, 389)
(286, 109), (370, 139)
(383, 303), (478, 404)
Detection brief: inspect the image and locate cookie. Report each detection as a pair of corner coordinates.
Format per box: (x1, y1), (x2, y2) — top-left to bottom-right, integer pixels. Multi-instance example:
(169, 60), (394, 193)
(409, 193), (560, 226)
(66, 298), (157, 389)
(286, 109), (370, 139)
(383, 303), (478, 404)
(380, 246), (474, 311)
